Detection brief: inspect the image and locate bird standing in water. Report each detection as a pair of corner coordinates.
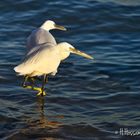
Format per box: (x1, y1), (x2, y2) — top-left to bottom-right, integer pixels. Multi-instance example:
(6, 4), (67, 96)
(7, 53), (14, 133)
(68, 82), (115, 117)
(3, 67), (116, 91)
(20, 20), (66, 94)
(26, 20), (66, 51)
(14, 20), (93, 96)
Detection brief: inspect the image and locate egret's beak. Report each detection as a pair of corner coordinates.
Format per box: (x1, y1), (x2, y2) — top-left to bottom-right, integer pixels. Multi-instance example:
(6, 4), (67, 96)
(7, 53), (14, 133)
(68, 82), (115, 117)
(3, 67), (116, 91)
(55, 24), (67, 31)
(70, 48), (94, 59)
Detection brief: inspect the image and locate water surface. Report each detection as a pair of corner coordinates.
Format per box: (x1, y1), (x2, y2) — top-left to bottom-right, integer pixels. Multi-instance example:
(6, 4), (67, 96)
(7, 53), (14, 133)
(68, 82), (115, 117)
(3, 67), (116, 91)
(0, 0), (140, 139)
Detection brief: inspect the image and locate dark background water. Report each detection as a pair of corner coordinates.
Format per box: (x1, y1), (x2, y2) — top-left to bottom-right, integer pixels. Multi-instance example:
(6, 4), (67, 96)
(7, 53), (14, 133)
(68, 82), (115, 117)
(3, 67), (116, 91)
(0, 0), (140, 139)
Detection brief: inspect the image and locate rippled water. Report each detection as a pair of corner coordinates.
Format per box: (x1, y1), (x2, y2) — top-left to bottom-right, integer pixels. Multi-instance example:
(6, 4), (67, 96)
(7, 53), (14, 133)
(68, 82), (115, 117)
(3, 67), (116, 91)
(0, 0), (140, 139)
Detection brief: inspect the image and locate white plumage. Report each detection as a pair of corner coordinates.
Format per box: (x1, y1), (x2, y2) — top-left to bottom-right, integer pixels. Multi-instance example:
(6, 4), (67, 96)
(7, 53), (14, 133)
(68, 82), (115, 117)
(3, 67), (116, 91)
(14, 43), (60, 77)
(14, 42), (93, 77)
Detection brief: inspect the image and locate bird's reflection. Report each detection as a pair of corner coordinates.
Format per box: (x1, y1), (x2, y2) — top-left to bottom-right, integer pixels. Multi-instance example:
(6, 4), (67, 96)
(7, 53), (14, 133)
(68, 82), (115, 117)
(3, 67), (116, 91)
(20, 96), (64, 138)
(36, 96), (46, 127)
(36, 96), (63, 128)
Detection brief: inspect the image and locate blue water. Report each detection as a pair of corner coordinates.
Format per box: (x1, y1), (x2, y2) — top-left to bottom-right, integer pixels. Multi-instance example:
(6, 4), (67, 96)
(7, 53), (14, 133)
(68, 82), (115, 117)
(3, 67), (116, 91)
(0, 0), (140, 139)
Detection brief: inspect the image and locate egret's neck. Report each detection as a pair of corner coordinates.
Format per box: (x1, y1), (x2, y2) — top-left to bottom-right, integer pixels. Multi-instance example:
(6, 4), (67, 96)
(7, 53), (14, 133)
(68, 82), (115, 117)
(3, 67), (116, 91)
(58, 44), (70, 61)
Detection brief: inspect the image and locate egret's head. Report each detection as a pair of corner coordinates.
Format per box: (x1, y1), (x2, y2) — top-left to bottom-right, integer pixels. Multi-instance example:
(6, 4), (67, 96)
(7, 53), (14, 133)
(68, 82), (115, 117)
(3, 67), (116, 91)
(40, 20), (66, 31)
(58, 42), (94, 61)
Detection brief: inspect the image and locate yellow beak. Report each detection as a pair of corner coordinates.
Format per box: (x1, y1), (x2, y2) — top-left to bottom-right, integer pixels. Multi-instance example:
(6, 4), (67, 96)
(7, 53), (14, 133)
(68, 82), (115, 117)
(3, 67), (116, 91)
(55, 24), (67, 31)
(70, 48), (94, 59)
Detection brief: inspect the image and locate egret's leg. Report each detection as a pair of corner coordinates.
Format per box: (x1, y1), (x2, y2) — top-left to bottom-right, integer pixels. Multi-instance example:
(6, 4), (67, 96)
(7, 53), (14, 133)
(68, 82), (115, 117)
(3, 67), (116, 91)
(22, 76), (42, 92)
(22, 76), (34, 90)
(22, 76), (29, 87)
(40, 75), (47, 96)
(44, 75), (48, 84)
(22, 76), (47, 96)
(37, 75), (47, 96)
(22, 76), (38, 87)
(22, 75), (35, 88)
(30, 77), (44, 92)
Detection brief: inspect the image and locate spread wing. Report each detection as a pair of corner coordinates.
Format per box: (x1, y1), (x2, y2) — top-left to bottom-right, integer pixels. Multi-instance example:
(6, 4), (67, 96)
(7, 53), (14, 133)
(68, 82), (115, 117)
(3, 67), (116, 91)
(26, 28), (57, 51)
(14, 43), (60, 76)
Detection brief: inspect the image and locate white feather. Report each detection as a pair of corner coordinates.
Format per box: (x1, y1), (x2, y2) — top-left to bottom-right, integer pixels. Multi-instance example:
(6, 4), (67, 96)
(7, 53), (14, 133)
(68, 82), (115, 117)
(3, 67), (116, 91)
(14, 44), (60, 76)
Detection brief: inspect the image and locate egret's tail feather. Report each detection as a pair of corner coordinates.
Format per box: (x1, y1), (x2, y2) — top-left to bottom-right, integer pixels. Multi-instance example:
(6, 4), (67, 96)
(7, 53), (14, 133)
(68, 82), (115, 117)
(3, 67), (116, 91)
(14, 66), (18, 72)
(14, 65), (27, 75)
(14, 66), (22, 75)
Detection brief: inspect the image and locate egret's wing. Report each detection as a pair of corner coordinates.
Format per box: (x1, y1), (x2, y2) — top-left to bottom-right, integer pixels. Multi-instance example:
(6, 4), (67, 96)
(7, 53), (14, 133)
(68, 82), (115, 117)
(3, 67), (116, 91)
(27, 28), (57, 51)
(26, 42), (53, 56)
(14, 44), (60, 76)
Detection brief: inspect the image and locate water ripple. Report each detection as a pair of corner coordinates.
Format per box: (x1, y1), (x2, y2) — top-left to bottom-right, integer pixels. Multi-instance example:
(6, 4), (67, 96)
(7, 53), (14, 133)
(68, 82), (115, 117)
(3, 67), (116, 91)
(0, 0), (140, 139)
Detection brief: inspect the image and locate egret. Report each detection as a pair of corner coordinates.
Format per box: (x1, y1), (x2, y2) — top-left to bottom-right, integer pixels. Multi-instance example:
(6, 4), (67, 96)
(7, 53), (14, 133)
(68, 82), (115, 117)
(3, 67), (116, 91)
(27, 20), (66, 51)
(25, 20), (66, 85)
(14, 42), (93, 96)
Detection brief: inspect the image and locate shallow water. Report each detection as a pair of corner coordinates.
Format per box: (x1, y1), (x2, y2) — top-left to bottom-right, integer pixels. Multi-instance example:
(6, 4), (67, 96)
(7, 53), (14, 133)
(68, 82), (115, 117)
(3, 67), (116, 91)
(0, 0), (140, 140)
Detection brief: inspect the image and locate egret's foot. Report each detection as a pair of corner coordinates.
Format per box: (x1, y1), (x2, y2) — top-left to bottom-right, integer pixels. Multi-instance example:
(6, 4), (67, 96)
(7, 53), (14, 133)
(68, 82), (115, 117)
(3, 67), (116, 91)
(32, 87), (42, 91)
(29, 86), (46, 96)
(23, 85), (46, 96)
(37, 90), (46, 96)
(23, 85), (33, 89)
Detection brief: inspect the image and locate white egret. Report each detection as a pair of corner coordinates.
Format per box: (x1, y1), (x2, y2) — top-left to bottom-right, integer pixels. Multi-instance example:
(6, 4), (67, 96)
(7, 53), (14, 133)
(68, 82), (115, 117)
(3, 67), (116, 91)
(27, 20), (66, 51)
(14, 42), (93, 96)
(25, 20), (66, 86)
